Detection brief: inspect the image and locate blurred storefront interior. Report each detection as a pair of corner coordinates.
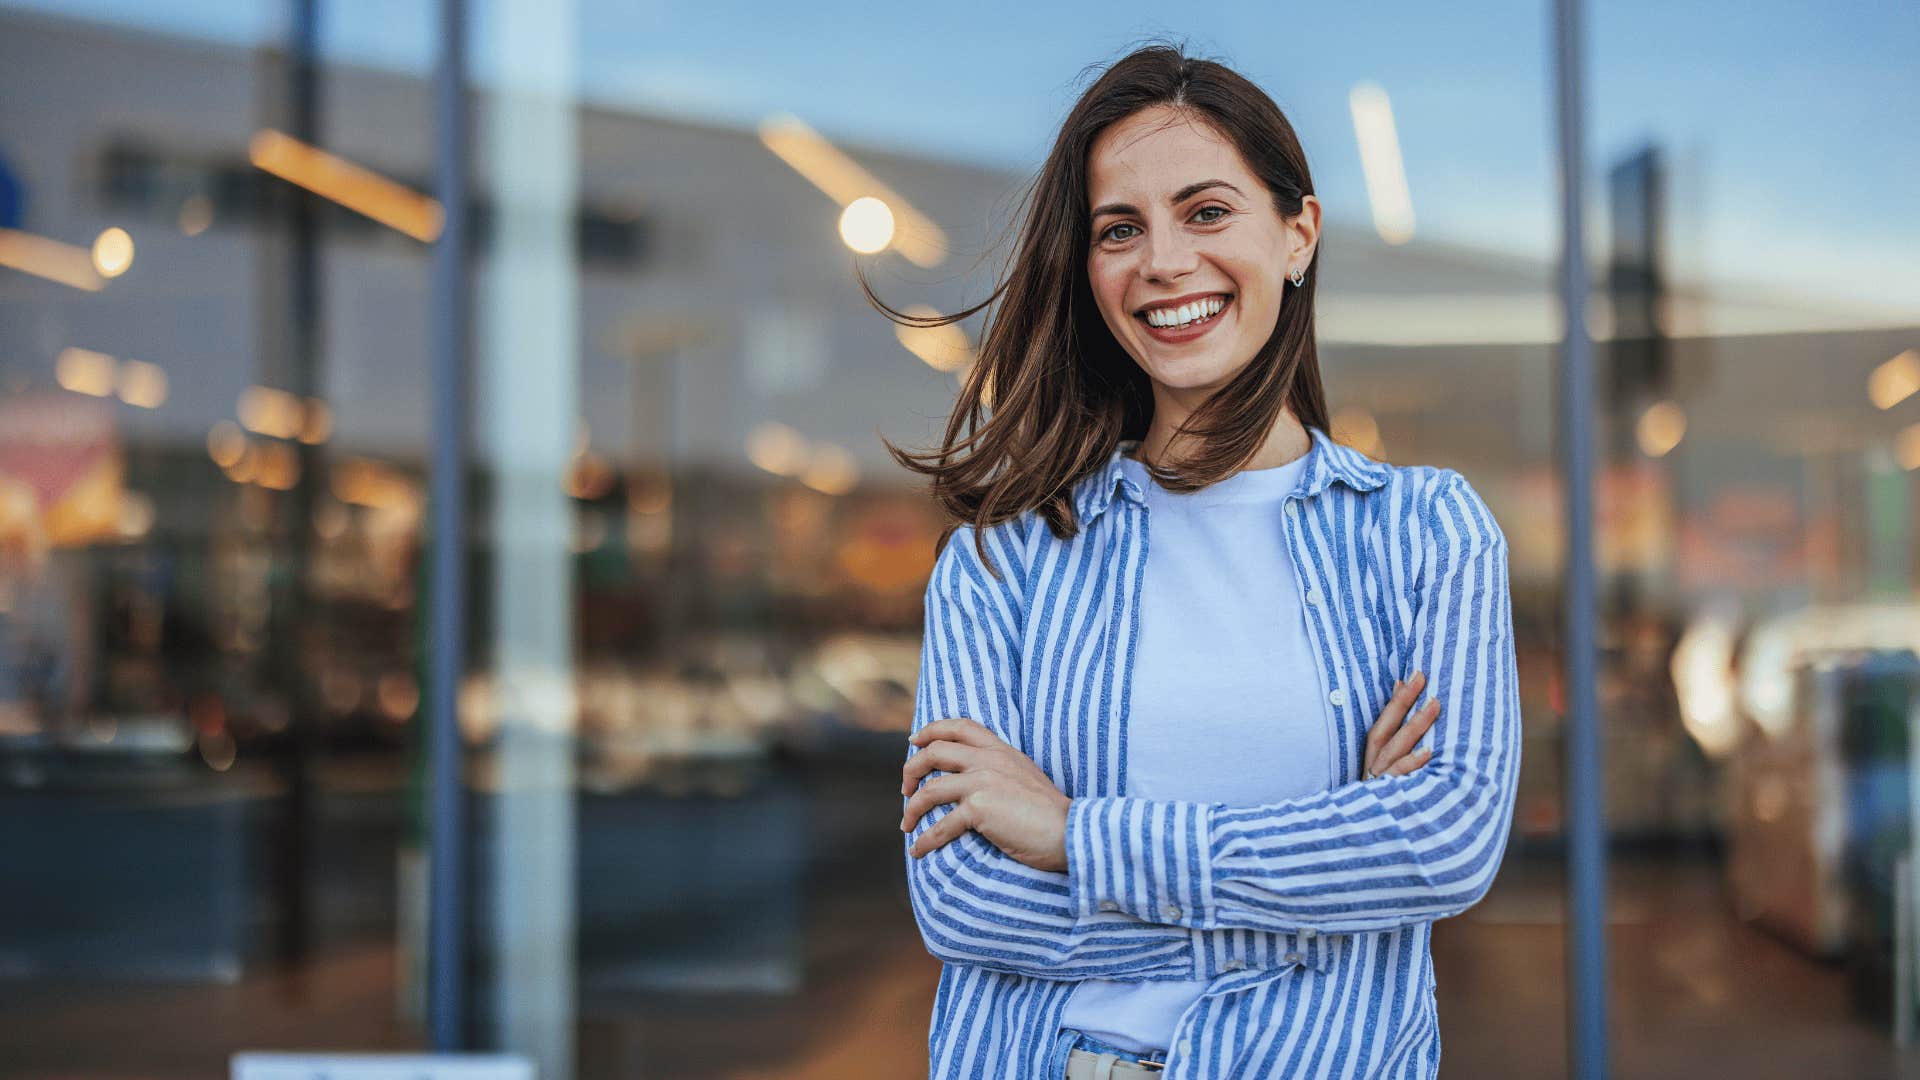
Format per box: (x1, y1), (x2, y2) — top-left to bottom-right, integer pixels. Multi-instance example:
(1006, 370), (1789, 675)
(0, 3), (1917, 1077)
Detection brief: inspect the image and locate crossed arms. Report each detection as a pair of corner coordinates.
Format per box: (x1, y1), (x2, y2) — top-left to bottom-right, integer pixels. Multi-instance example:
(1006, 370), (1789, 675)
(901, 471), (1522, 980)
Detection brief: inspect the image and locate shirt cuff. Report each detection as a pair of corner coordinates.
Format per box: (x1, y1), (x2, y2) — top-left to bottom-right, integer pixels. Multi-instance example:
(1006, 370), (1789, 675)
(1065, 795), (1214, 928)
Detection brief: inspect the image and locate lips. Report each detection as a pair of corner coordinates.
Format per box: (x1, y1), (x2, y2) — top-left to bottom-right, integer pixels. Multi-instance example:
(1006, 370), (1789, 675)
(1135, 293), (1233, 343)
(1134, 291), (1233, 322)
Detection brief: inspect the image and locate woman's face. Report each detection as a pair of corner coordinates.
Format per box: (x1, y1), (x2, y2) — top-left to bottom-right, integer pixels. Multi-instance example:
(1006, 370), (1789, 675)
(1085, 105), (1317, 396)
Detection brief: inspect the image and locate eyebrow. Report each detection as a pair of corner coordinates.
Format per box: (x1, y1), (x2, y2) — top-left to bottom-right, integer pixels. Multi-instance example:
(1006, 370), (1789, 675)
(1090, 179), (1247, 222)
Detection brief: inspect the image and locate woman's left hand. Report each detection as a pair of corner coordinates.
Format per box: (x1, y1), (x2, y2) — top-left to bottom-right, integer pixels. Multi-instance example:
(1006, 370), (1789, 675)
(901, 717), (1071, 873)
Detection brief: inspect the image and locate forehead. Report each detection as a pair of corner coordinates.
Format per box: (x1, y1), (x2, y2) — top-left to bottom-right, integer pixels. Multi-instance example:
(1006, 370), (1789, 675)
(1087, 108), (1248, 197)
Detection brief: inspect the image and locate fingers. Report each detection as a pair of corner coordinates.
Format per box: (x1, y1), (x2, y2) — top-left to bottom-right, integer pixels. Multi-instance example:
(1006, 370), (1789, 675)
(1364, 671), (1426, 777)
(909, 717), (998, 749)
(1362, 675), (1417, 767)
(1376, 698), (1441, 770)
(1382, 746), (1433, 776)
(901, 773), (972, 833)
(907, 801), (972, 858)
(901, 739), (979, 795)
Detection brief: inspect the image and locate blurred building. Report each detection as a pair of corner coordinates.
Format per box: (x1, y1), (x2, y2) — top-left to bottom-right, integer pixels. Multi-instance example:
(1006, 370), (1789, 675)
(0, 4), (1917, 1079)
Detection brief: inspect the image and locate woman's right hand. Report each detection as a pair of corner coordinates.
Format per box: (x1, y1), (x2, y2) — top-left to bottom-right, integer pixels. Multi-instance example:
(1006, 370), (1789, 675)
(1362, 670), (1442, 780)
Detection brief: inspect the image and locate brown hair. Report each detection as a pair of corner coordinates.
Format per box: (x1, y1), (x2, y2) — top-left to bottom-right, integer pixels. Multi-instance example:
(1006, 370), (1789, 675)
(869, 41), (1330, 579)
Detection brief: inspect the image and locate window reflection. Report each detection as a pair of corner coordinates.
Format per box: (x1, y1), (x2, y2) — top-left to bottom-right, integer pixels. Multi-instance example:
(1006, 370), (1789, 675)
(0, 1), (1915, 1076)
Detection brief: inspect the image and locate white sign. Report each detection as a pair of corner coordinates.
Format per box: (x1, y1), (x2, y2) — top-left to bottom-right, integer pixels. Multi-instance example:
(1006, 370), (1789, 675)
(232, 1053), (536, 1080)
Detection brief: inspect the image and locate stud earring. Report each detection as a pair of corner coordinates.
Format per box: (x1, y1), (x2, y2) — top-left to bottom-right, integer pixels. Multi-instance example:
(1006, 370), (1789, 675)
(1289, 266), (1306, 287)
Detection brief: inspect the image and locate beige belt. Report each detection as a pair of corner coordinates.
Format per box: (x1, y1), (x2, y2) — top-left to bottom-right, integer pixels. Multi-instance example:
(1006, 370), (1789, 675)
(1064, 1047), (1167, 1079)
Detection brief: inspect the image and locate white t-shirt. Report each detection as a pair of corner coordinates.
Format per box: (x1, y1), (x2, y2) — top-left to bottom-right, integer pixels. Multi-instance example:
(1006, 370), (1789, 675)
(1057, 446), (1337, 1053)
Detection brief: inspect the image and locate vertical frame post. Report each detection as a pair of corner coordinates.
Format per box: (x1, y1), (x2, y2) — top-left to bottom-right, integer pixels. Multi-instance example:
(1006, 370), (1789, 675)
(1553, 0), (1611, 1076)
(427, 0), (470, 1052)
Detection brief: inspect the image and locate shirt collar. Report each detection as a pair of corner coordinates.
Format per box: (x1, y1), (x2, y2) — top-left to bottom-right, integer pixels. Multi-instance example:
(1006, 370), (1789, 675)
(1073, 424), (1392, 525)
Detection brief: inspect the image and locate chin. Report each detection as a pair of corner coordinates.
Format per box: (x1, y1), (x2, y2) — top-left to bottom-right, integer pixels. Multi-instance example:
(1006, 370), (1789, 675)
(1141, 352), (1247, 390)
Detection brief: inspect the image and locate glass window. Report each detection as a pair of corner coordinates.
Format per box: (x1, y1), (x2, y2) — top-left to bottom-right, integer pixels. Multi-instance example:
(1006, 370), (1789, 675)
(0, 0), (437, 1072)
(6, 0), (1914, 1076)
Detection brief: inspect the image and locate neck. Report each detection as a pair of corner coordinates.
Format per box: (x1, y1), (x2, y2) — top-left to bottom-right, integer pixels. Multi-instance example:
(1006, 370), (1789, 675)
(1131, 405), (1311, 473)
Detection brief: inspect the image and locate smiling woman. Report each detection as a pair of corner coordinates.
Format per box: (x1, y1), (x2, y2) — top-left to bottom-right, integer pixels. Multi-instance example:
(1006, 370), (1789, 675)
(869, 41), (1520, 1080)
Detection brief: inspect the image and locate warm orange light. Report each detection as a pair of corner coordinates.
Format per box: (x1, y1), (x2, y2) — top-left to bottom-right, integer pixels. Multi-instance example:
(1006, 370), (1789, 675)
(91, 227), (134, 278)
(746, 422), (809, 476)
(249, 128), (444, 242)
(1898, 423), (1920, 472)
(207, 422), (247, 468)
(800, 443), (859, 495)
(1869, 349), (1920, 411)
(299, 398), (333, 444)
(331, 457), (419, 512)
(0, 229), (106, 291)
(839, 196), (895, 254)
(894, 305), (973, 372)
(758, 113), (947, 268)
(55, 347), (117, 396)
(224, 445), (258, 484)
(563, 452), (617, 500)
(238, 385), (304, 439)
(116, 359), (169, 409)
(254, 442), (302, 491)
(1637, 400), (1687, 457)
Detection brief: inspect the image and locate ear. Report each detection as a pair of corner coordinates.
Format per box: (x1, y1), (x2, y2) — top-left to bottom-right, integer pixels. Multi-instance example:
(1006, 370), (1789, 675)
(1288, 194), (1323, 268)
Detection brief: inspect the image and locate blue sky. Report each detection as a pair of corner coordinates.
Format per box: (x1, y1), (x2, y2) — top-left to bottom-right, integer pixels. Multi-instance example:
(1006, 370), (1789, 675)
(8, 0), (1916, 312)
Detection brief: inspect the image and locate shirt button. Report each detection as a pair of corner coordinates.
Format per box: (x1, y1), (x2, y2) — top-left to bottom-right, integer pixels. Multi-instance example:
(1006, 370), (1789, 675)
(1284, 500), (1299, 517)
(1328, 688), (1346, 707)
(1286, 951), (1304, 964)
(1177, 1038), (1194, 1056)
(1223, 958), (1244, 971)
(1162, 904), (1181, 920)
(1301, 928), (1317, 939)
(1306, 587), (1323, 606)
(1098, 900), (1118, 912)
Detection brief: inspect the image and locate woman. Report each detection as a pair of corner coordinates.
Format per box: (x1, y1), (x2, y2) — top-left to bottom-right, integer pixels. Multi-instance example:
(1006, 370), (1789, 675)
(878, 43), (1521, 1080)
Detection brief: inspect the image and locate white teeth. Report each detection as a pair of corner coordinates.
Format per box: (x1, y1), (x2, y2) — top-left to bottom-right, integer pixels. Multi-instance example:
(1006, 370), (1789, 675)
(1146, 295), (1227, 328)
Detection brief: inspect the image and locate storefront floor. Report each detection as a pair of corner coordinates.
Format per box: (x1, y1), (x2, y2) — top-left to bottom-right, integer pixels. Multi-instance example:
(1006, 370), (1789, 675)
(4, 854), (1919, 1079)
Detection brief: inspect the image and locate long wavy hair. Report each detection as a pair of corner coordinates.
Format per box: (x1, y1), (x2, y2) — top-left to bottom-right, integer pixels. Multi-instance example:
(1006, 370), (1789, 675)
(870, 42), (1331, 580)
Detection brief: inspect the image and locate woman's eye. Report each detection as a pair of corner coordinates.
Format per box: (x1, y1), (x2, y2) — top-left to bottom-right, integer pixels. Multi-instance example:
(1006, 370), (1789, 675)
(1099, 208), (1224, 245)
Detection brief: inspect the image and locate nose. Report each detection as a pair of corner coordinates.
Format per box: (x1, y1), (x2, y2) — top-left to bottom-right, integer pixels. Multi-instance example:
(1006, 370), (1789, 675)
(1141, 226), (1200, 283)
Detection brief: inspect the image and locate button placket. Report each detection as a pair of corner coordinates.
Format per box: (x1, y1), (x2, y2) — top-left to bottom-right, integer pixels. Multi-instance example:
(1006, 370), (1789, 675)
(1283, 494), (1350, 787)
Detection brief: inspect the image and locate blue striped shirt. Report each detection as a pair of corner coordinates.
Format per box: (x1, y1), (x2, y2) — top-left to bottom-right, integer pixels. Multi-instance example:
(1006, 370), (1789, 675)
(902, 424), (1522, 1079)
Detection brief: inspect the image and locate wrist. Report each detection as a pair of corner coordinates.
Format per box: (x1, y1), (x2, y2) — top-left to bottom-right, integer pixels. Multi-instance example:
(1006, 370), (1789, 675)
(1046, 790), (1071, 873)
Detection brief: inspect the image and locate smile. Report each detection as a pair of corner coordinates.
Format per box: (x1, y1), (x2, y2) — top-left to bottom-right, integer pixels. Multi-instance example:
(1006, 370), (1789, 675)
(1135, 293), (1233, 342)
